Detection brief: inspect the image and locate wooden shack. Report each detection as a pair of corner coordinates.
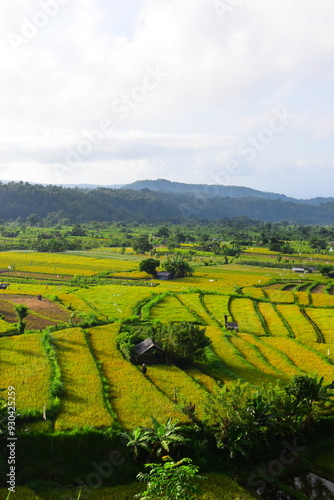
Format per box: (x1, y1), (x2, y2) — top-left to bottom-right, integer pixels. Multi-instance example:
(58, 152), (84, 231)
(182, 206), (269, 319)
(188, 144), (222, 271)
(133, 338), (165, 364)
(156, 271), (173, 280)
(224, 314), (238, 332)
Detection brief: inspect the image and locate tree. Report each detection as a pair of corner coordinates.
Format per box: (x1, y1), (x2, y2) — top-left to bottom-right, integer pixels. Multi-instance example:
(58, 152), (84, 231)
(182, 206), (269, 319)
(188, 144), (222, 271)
(153, 322), (211, 366)
(284, 375), (332, 406)
(120, 417), (188, 464)
(309, 237), (327, 250)
(319, 264), (334, 277)
(163, 256), (193, 278)
(139, 258), (160, 277)
(284, 375), (334, 427)
(146, 417), (188, 461)
(120, 426), (153, 462)
(132, 235), (153, 253)
(14, 304), (29, 334)
(136, 456), (202, 500)
(155, 227), (170, 238)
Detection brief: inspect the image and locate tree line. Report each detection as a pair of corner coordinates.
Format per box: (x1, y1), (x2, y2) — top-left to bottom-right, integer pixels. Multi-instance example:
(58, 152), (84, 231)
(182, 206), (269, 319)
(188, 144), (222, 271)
(1, 181), (334, 224)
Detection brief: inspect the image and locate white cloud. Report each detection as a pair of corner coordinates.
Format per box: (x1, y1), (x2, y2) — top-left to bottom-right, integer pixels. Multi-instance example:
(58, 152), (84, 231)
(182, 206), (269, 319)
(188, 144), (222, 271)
(0, 0), (334, 196)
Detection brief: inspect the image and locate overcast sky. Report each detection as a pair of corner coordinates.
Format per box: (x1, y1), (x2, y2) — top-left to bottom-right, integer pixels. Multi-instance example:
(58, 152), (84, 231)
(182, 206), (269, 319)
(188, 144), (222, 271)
(1, 0), (334, 198)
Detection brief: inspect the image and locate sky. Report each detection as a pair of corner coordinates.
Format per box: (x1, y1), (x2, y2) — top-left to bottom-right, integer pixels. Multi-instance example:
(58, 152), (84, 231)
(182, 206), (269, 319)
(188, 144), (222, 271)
(1, 0), (334, 199)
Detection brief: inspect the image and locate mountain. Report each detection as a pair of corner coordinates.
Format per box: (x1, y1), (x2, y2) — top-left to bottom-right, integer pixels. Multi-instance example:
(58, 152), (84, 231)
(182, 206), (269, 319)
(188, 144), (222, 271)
(123, 179), (293, 201)
(0, 180), (334, 224)
(123, 179), (334, 205)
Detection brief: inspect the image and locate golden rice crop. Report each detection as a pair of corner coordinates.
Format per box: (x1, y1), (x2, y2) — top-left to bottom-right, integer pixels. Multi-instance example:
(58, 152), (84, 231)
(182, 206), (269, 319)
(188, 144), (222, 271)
(204, 326), (265, 385)
(311, 342), (334, 365)
(88, 324), (184, 429)
(230, 334), (285, 382)
(0, 317), (14, 333)
(243, 335), (301, 379)
(276, 304), (317, 342)
(257, 302), (290, 337)
(198, 266), (272, 287)
(56, 293), (96, 316)
(305, 308), (334, 343)
(294, 291), (310, 306)
(242, 247), (278, 255)
(202, 294), (230, 325)
(176, 293), (213, 324)
(262, 337), (334, 383)
(243, 287), (266, 299)
(0, 250), (140, 277)
(75, 285), (153, 320)
(147, 364), (209, 419)
(0, 333), (51, 414)
(265, 289), (295, 303)
(54, 328), (113, 431)
(0, 282), (71, 297)
(149, 295), (197, 322)
(184, 367), (218, 392)
(230, 298), (266, 335)
(311, 293), (334, 308)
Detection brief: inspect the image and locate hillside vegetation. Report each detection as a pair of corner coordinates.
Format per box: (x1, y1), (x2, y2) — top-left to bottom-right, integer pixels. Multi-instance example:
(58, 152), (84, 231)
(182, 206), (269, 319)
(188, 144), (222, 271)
(1, 180), (334, 223)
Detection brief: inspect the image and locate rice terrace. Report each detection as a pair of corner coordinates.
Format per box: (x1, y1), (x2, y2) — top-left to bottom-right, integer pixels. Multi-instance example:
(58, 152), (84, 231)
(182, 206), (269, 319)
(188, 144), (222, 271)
(1, 221), (334, 499)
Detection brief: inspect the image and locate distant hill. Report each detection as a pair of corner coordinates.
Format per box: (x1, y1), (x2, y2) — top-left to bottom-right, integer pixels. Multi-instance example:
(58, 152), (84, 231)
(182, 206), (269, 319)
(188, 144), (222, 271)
(0, 180), (334, 224)
(123, 179), (334, 205)
(123, 179), (293, 201)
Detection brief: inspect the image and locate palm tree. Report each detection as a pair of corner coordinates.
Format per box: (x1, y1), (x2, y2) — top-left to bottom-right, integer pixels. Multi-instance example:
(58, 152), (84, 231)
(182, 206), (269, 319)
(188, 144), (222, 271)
(147, 417), (188, 461)
(14, 304), (29, 333)
(120, 426), (152, 462)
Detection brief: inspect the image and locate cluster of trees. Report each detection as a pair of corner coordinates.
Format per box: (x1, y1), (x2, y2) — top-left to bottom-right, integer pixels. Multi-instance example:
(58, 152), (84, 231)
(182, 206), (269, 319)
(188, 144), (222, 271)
(121, 375), (334, 467)
(205, 375), (333, 460)
(118, 321), (211, 366)
(1, 211), (334, 257)
(139, 256), (193, 279)
(319, 264), (334, 278)
(114, 374), (334, 499)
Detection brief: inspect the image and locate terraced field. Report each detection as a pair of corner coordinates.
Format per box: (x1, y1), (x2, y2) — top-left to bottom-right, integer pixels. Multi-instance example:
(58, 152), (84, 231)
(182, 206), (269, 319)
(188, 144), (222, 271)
(53, 328), (113, 431)
(0, 333), (52, 415)
(88, 324), (185, 428)
(1, 250), (334, 433)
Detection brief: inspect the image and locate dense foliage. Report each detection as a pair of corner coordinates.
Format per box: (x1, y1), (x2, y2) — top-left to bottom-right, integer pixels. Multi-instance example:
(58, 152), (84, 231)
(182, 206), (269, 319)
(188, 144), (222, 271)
(1, 180), (334, 223)
(118, 322), (211, 366)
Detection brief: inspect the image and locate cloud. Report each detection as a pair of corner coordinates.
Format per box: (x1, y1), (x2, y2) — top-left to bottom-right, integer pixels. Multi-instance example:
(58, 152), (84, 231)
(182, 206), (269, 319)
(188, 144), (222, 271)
(0, 0), (334, 196)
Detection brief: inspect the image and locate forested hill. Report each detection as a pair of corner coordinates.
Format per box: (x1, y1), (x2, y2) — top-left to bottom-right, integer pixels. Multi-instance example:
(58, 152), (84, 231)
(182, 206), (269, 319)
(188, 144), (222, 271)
(0, 181), (334, 224)
(124, 179), (334, 206)
(124, 179), (294, 201)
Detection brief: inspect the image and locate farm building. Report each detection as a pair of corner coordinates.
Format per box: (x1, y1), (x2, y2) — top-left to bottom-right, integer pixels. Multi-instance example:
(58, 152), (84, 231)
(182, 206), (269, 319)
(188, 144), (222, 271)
(224, 314), (238, 332)
(156, 271), (173, 280)
(291, 267), (314, 273)
(133, 338), (166, 364)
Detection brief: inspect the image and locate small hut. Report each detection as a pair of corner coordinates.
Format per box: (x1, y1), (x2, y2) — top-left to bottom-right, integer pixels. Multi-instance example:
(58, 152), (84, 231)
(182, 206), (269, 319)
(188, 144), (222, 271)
(224, 314), (238, 332)
(133, 338), (165, 364)
(156, 271), (173, 280)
